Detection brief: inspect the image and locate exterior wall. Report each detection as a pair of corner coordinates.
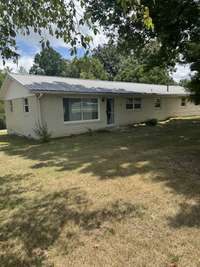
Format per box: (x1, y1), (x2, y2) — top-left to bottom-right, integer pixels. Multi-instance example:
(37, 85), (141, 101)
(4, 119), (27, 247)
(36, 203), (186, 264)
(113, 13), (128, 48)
(3, 80), (40, 138)
(115, 95), (200, 125)
(5, 95), (40, 138)
(40, 94), (200, 138)
(4, 80), (33, 100)
(3, 79), (200, 139)
(40, 94), (107, 137)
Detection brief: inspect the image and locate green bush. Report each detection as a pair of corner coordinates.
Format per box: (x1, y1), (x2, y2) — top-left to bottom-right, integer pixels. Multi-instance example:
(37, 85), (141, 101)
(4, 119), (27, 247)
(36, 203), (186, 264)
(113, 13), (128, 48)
(145, 118), (158, 126)
(33, 122), (51, 142)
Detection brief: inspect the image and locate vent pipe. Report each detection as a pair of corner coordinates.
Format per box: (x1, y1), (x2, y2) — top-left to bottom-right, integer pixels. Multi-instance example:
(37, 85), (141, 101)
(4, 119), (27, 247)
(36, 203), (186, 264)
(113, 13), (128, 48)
(167, 84), (169, 92)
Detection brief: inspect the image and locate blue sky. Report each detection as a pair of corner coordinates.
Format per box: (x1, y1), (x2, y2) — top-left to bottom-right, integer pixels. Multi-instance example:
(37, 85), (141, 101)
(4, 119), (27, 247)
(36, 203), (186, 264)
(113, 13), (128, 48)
(16, 39), (86, 60)
(0, 32), (191, 82)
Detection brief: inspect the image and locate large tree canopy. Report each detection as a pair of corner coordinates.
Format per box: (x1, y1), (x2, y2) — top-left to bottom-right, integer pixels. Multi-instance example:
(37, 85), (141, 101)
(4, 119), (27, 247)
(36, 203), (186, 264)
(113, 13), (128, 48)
(84, 0), (200, 102)
(1, 0), (199, 101)
(0, 0), (96, 62)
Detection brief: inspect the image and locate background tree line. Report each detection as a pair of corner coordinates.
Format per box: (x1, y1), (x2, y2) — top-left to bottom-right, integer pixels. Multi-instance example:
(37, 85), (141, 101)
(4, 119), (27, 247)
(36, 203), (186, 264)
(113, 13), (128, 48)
(29, 41), (175, 85)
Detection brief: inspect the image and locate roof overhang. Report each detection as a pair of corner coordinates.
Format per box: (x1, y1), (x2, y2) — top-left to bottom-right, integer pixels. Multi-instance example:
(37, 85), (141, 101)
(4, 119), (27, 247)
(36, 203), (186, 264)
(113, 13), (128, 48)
(30, 89), (189, 97)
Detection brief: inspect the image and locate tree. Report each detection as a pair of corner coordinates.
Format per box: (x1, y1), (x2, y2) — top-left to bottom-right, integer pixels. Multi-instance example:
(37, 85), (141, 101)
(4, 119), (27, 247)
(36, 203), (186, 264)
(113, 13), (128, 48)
(84, 0), (200, 101)
(64, 57), (109, 80)
(114, 57), (174, 84)
(93, 41), (174, 84)
(30, 46), (66, 76)
(183, 42), (200, 104)
(92, 41), (122, 80)
(0, 0), (97, 62)
(1, 0), (199, 101)
(29, 48), (109, 80)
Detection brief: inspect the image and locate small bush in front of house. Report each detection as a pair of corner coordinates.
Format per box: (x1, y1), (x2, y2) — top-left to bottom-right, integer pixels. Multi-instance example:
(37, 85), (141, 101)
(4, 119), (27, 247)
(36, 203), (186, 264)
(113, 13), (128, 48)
(145, 118), (158, 126)
(34, 122), (51, 143)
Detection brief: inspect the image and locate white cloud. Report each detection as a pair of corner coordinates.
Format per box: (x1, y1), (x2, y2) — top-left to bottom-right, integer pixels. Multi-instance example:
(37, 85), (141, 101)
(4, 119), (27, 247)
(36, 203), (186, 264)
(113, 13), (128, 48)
(0, 55), (34, 73)
(17, 26), (108, 50)
(172, 64), (191, 82)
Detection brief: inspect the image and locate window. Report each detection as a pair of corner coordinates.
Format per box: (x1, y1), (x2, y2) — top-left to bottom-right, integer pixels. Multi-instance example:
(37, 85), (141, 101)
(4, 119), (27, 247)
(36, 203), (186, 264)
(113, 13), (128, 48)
(126, 98), (133, 109)
(23, 98), (29, 112)
(9, 100), (13, 112)
(181, 97), (186, 107)
(63, 98), (99, 122)
(154, 98), (161, 109)
(134, 97), (142, 109)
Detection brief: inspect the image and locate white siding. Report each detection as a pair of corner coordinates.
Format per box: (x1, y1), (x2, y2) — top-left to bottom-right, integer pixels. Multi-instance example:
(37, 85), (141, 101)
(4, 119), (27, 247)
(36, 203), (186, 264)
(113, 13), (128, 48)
(40, 94), (107, 137)
(4, 80), (34, 100)
(115, 96), (200, 125)
(5, 96), (40, 138)
(40, 94), (200, 138)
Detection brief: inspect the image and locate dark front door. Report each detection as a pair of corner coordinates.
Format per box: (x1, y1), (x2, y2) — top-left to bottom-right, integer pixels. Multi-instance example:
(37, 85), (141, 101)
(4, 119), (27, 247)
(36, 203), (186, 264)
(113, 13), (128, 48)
(106, 98), (114, 125)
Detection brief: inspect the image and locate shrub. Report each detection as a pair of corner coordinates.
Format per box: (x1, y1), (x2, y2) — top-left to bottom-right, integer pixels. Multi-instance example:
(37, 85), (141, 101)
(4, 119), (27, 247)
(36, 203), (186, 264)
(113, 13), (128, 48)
(33, 122), (51, 142)
(145, 118), (158, 126)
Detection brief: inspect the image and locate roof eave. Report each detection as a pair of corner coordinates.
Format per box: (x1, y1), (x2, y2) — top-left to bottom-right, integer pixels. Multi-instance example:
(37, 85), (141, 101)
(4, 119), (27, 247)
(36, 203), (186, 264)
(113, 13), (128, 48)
(30, 89), (189, 97)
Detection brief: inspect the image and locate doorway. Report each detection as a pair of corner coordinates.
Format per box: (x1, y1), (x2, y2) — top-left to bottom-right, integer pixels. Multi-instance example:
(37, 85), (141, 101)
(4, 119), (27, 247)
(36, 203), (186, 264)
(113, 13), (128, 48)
(106, 98), (114, 125)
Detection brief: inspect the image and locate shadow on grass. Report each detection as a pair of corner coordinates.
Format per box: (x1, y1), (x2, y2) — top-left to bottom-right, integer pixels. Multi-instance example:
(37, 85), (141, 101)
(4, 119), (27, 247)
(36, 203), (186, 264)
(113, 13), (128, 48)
(168, 202), (200, 228)
(0, 118), (199, 180)
(0, 115), (200, 260)
(0, 181), (143, 267)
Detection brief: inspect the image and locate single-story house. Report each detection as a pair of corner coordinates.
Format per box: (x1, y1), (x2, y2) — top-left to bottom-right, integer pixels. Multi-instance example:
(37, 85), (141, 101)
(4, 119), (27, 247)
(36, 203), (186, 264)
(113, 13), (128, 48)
(0, 73), (200, 139)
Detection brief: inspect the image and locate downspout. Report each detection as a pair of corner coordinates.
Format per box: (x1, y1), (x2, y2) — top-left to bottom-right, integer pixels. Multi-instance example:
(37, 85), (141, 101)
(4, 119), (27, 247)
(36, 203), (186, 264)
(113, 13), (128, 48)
(36, 93), (44, 125)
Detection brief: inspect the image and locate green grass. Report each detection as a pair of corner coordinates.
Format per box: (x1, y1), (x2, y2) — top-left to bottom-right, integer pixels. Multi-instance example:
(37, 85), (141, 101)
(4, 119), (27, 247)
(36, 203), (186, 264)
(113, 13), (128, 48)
(0, 117), (200, 267)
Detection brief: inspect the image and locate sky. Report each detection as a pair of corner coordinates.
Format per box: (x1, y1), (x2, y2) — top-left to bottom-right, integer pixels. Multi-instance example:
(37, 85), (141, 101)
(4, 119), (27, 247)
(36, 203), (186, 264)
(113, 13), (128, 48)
(0, 31), (191, 83)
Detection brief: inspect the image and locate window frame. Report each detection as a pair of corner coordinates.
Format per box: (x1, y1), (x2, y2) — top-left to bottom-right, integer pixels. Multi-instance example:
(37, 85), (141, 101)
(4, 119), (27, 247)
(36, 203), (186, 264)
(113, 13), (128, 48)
(181, 97), (187, 107)
(134, 97), (142, 110)
(154, 98), (162, 109)
(23, 98), (30, 113)
(126, 97), (134, 110)
(63, 97), (100, 124)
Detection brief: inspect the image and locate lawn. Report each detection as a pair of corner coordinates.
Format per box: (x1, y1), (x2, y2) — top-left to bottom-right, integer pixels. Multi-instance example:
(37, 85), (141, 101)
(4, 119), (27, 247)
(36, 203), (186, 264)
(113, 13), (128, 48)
(0, 117), (200, 267)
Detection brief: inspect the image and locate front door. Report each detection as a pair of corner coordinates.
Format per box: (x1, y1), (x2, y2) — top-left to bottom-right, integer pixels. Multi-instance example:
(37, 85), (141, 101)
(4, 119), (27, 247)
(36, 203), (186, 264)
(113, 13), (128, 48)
(106, 98), (114, 125)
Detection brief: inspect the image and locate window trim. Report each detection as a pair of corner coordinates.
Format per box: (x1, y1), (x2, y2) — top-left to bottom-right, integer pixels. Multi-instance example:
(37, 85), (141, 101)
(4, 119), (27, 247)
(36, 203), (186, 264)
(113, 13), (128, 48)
(126, 97), (134, 110)
(63, 97), (100, 124)
(23, 98), (30, 113)
(134, 97), (142, 110)
(154, 98), (162, 109)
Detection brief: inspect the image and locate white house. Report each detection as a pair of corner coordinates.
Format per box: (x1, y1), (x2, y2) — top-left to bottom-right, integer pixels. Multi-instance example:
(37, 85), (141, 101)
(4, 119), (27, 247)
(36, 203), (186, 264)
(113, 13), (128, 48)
(0, 73), (200, 139)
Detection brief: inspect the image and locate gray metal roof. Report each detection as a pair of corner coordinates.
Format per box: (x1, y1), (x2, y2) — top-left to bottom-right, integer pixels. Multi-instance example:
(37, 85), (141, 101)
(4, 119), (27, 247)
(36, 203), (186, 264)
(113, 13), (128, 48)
(9, 73), (188, 96)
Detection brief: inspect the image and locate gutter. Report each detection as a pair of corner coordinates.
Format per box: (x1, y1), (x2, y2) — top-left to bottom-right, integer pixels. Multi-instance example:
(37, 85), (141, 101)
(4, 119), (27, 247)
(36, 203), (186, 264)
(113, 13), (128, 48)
(30, 90), (189, 97)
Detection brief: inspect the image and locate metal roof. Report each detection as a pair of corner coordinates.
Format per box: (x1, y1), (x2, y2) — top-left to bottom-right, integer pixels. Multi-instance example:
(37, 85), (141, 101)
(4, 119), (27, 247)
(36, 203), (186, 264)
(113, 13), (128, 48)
(9, 73), (188, 96)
